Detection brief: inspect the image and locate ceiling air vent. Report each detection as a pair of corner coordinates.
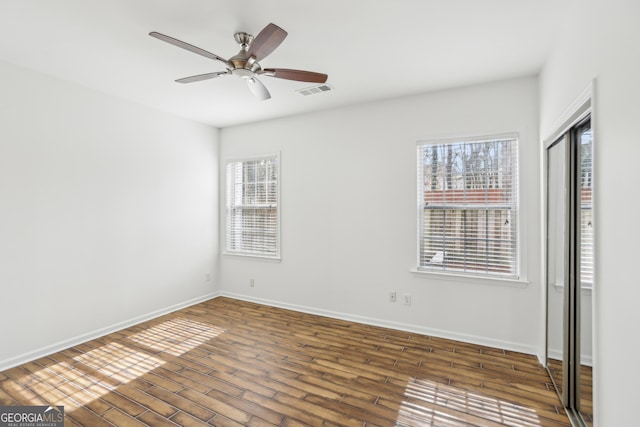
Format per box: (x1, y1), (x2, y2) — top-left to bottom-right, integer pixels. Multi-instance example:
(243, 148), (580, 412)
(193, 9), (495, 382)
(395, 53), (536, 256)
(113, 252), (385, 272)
(296, 84), (333, 96)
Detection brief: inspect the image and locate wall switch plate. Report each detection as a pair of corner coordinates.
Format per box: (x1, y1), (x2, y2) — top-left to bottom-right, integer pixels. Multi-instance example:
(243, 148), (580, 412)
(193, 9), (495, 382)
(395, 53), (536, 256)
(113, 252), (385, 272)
(250, 279), (255, 287)
(389, 291), (397, 302)
(403, 294), (412, 306)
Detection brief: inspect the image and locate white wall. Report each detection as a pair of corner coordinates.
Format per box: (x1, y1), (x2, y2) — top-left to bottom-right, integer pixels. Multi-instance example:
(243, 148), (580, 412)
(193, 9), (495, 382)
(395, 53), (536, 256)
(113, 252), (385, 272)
(219, 77), (541, 354)
(539, 0), (640, 424)
(0, 60), (219, 369)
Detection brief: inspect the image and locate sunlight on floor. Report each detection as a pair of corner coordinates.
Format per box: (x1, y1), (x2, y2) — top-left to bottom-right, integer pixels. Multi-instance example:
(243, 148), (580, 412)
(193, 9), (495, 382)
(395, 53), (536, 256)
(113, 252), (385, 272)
(128, 317), (225, 356)
(397, 377), (542, 426)
(74, 341), (165, 383)
(13, 317), (225, 410)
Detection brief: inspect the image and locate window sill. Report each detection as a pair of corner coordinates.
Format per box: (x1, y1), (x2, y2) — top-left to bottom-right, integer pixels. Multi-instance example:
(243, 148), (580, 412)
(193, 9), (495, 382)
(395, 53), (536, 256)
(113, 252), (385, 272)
(410, 269), (529, 288)
(552, 282), (593, 294)
(222, 252), (281, 262)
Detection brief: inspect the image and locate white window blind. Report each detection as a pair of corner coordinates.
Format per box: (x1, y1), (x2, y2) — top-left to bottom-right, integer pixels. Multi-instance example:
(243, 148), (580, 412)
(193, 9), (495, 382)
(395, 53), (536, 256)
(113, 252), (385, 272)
(417, 136), (519, 277)
(225, 156), (279, 258)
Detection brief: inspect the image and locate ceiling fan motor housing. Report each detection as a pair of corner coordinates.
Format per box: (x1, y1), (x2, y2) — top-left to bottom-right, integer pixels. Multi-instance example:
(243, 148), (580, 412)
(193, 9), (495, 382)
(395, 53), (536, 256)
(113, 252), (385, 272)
(229, 32), (261, 78)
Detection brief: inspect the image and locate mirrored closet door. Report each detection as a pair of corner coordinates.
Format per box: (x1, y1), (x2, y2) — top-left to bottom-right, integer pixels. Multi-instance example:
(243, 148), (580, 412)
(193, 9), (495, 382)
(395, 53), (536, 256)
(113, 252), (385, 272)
(546, 115), (593, 427)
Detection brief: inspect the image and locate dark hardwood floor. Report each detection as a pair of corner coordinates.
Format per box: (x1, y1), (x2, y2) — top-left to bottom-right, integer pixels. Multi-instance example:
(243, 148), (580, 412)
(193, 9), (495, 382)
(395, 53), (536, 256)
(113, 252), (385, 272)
(0, 297), (571, 426)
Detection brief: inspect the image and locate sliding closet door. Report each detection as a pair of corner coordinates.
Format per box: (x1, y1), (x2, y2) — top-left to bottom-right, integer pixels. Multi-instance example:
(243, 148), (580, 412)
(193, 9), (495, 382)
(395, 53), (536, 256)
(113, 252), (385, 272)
(546, 115), (593, 427)
(546, 136), (569, 402)
(576, 121), (593, 427)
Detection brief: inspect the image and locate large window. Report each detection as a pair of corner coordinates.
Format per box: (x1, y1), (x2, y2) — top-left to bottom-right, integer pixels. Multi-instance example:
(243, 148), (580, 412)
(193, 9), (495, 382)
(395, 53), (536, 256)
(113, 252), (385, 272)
(417, 136), (519, 277)
(225, 155), (280, 258)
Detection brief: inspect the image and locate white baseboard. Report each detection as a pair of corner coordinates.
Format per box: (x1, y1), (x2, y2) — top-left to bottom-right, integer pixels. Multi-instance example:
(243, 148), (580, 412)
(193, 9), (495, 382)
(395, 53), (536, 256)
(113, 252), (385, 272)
(0, 291), (221, 372)
(2, 291), (551, 373)
(221, 292), (538, 356)
(547, 348), (593, 367)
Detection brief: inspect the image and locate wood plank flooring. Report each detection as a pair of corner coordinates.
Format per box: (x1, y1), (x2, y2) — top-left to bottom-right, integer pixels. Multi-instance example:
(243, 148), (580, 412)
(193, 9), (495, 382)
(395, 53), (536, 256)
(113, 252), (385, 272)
(0, 297), (571, 426)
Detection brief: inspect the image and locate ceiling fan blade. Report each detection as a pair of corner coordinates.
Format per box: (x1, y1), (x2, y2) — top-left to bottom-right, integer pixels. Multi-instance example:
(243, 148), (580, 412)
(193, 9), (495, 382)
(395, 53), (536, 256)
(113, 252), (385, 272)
(149, 31), (231, 67)
(262, 68), (328, 83)
(246, 77), (271, 101)
(246, 23), (287, 61)
(175, 71), (229, 84)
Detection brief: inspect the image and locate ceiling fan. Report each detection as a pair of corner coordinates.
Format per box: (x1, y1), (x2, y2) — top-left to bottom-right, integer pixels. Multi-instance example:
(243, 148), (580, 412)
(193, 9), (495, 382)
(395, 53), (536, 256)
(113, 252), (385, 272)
(149, 23), (328, 101)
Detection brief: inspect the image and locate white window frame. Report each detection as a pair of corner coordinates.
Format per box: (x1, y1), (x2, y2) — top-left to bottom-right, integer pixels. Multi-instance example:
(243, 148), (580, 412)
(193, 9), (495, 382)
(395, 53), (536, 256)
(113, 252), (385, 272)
(416, 134), (520, 280)
(224, 154), (281, 259)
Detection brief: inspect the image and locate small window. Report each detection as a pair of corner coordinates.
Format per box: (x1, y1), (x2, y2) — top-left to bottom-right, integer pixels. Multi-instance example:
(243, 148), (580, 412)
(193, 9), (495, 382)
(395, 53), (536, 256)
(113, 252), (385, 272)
(417, 136), (519, 278)
(225, 155), (280, 258)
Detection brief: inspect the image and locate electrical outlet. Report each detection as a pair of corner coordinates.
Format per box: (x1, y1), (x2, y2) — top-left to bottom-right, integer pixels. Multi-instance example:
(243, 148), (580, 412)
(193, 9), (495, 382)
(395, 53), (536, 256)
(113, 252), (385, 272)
(205, 273), (211, 282)
(389, 291), (397, 302)
(403, 294), (412, 306)
(249, 279), (255, 287)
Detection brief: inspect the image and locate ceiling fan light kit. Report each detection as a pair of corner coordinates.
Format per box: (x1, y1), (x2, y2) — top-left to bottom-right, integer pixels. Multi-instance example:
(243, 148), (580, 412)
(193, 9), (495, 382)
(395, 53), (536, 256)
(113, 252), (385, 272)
(149, 23), (328, 101)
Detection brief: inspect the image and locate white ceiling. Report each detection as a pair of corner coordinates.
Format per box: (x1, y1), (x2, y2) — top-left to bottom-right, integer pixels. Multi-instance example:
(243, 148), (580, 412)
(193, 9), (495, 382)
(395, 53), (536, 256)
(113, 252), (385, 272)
(0, 1), (567, 128)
